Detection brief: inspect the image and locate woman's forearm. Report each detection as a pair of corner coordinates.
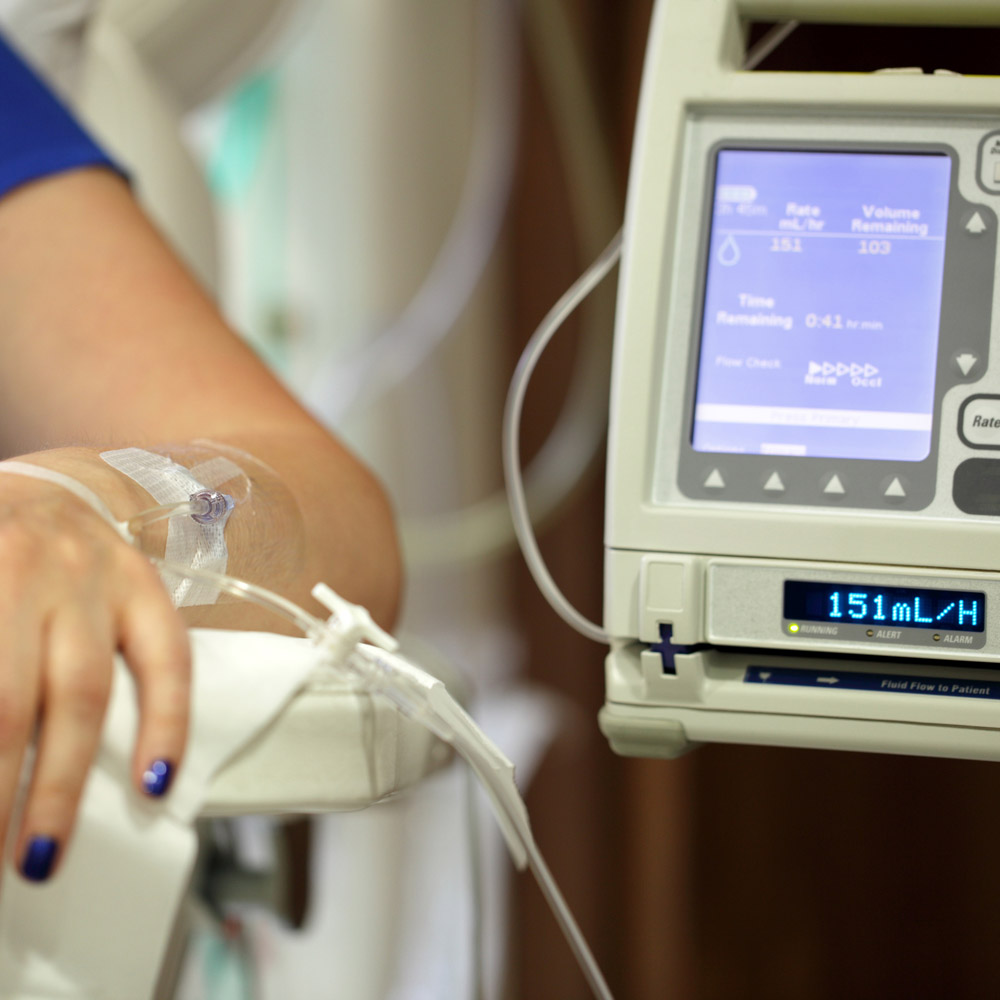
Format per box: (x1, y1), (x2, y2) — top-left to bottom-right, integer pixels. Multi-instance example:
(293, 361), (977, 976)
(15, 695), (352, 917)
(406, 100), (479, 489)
(0, 48), (403, 884)
(6, 431), (401, 632)
(0, 170), (402, 628)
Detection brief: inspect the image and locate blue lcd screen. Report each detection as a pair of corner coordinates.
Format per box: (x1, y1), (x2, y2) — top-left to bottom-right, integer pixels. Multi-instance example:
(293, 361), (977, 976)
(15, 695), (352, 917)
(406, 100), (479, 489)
(691, 148), (952, 461)
(784, 580), (985, 632)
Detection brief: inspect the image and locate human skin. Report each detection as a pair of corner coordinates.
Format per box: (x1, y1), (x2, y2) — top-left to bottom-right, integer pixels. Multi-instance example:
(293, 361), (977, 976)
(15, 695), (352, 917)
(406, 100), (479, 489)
(0, 167), (402, 881)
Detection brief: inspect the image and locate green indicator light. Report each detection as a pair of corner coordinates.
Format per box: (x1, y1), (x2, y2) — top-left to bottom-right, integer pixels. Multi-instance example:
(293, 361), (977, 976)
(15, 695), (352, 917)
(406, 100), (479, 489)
(788, 622), (800, 633)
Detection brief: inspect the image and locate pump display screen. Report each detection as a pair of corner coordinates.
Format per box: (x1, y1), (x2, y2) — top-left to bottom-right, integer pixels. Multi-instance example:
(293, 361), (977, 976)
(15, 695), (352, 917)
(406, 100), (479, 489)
(690, 148), (952, 461)
(784, 580), (985, 632)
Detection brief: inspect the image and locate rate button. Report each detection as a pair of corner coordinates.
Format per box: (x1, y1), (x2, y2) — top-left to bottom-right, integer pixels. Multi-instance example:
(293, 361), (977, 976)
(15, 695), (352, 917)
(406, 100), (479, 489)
(959, 395), (1000, 449)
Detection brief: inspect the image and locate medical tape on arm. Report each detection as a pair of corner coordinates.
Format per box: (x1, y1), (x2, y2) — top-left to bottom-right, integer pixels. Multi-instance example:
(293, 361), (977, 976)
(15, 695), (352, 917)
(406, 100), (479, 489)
(101, 447), (238, 606)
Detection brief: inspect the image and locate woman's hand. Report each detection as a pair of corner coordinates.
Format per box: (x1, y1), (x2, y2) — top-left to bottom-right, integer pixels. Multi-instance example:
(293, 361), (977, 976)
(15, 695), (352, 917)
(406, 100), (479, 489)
(0, 476), (189, 883)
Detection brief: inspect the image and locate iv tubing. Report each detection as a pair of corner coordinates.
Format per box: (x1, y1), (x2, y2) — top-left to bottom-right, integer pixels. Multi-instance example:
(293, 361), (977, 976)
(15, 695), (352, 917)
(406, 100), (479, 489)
(502, 229), (621, 645)
(345, 639), (615, 1000)
(525, 836), (614, 1000)
(146, 544), (617, 999)
(743, 20), (800, 71)
(127, 496), (214, 532)
(152, 557), (325, 641)
(499, 19), (800, 641)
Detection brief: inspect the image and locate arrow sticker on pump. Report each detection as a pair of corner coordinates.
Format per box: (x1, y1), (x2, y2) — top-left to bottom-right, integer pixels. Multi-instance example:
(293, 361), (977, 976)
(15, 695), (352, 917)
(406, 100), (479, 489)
(745, 665), (1000, 699)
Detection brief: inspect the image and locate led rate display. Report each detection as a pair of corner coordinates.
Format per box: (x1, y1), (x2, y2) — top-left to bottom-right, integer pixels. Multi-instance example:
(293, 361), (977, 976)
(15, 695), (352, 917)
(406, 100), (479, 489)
(783, 580), (985, 632)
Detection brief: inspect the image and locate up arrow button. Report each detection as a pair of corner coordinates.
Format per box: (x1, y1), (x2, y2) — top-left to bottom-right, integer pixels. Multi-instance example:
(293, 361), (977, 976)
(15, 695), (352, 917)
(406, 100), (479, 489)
(823, 474), (846, 496)
(884, 477), (907, 500)
(966, 211), (988, 235)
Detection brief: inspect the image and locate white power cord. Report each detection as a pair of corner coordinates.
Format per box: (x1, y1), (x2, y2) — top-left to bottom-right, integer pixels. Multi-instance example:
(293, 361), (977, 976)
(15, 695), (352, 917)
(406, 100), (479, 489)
(502, 230), (621, 645)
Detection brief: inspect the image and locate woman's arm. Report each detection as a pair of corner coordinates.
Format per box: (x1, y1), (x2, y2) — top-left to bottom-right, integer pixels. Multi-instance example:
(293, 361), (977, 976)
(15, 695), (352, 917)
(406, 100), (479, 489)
(0, 164), (401, 617)
(0, 167), (402, 882)
(0, 167), (401, 621)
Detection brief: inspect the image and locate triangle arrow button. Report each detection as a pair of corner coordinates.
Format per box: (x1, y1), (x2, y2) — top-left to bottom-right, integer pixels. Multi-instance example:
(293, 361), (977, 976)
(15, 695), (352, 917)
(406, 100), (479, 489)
(955, 352), (978, 377)
(763, 471), (785, 492)
(966, 211), (988, 235)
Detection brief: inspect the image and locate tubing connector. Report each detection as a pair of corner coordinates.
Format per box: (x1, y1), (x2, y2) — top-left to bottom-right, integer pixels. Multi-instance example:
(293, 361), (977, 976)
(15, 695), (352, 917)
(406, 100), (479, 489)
(311, 582), (399, 667)
(189, 490), (235, 525)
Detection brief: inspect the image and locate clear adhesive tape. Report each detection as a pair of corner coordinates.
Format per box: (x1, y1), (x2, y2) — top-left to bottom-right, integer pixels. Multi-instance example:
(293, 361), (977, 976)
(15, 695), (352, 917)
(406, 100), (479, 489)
(101, 447), (239, 606)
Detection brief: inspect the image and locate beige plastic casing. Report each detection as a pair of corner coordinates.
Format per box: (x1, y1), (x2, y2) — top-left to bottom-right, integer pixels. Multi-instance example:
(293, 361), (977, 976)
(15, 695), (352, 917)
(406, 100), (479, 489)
(602, 0), (1000, 760)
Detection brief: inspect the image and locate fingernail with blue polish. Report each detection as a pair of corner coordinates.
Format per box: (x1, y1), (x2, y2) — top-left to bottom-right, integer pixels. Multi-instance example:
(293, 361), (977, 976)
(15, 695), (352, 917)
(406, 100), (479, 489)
(21, 836), (59, 882)
(142, 759), (174, 797)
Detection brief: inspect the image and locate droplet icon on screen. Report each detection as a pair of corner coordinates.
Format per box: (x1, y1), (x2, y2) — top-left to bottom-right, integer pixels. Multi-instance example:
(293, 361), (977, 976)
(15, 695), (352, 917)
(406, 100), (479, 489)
(718, 234), (740, 266)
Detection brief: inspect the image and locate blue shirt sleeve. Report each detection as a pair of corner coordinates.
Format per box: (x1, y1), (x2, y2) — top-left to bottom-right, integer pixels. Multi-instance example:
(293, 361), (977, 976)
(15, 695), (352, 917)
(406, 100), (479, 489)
(0, 31), (124, 199)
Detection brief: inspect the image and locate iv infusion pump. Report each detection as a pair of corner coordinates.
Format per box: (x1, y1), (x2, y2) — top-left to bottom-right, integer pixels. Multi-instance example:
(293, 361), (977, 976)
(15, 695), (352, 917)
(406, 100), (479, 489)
(601, 0), (1000, 761)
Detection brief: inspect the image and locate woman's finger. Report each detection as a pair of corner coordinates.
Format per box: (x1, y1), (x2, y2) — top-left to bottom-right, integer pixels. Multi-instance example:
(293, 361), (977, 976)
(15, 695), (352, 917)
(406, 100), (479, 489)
(0, 534), (44, 880)
(0, 637), (41, 879)
(116, 553), (191, 799)
(14, 605), (113, 882)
